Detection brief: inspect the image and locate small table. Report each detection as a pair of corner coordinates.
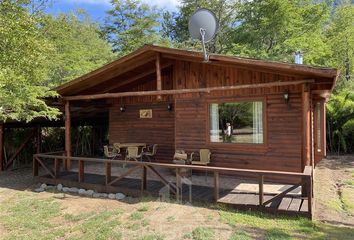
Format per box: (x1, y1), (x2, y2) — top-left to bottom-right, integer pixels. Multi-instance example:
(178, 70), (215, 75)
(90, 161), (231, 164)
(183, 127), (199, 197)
(116, 143), (146, 148)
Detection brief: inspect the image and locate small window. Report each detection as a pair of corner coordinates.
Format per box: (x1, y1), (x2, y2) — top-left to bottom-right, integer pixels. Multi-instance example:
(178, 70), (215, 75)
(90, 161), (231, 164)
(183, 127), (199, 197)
(316, 102), (321, 152)
(209, 101), (263, 144)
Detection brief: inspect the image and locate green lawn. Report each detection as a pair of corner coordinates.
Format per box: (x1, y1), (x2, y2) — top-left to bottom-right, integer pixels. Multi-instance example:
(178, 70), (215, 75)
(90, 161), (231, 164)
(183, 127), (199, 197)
(0, 191), (353, 240)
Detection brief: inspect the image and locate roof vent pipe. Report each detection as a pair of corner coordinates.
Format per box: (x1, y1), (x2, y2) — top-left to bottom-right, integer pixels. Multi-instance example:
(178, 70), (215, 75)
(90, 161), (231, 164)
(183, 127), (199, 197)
(294, 51), (303, 64)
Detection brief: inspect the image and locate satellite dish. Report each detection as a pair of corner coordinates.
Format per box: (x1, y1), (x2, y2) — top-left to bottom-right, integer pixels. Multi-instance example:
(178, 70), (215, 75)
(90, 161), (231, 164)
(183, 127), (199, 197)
(188, 8), (218, 62)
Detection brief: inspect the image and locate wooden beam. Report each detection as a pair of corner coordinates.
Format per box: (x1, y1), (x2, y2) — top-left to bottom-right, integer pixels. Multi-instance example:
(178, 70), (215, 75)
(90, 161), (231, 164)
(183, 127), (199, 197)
(259, 175), (264, 206)
(156, 53), (162, 100)
(5, 129), (36, 170)
(302, 84), (311, 169)
(0, 124), (3, 171)
(64, 79), (315, 101)
(65, 101), (71, 170)
(102, 62), (172, 93)
(214, 171), (219, 202)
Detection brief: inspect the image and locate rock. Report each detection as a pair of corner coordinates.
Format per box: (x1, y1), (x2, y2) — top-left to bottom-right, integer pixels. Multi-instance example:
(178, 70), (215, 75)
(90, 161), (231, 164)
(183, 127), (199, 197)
(108, 193), (116, 199)
(115, 193), (126, 200)
(40, 183), (47, 189)
(101, 193), (108, 198)
(53, 193), (65, 199)
(57, 184), (63, 191)
(35, 188), (45, 192)
(78, 189), (86, 195)
(46, 185), (55, 191)
(68, 187), (79, 193)
(85, 190), (94, 196)
(92, 193), (101, 198)
(62, 187), (69, 193)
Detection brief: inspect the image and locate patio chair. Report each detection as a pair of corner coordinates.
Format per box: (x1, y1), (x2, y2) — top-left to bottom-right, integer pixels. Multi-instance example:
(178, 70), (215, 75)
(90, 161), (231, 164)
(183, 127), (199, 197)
(191, 149), (211, 180)
(142, 144), (158, 162)
(125, 146), (142, 161)
(103, 145), (121, 160)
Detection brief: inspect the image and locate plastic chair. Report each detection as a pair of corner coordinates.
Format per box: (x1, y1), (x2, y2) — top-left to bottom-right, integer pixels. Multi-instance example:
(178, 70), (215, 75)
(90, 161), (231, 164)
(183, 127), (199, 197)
(191, 149), (211, 180)
(103, 145), (121, 160)
(142, 144), (158, 161)
(126, 146), (142, 161)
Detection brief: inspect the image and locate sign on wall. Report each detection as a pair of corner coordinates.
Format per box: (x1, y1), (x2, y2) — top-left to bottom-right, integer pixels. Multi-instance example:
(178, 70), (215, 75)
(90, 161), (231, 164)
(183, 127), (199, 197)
(140, 109), (152, 118)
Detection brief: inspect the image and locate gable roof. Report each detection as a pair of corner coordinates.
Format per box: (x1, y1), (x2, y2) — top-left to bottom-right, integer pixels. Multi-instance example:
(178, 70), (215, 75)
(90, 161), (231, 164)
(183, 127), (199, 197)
(55, 44), (338, 96)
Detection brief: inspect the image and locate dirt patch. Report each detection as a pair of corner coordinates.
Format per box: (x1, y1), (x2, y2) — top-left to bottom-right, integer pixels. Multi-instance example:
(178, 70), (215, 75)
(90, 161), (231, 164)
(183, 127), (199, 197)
(314, 155), (354, 227)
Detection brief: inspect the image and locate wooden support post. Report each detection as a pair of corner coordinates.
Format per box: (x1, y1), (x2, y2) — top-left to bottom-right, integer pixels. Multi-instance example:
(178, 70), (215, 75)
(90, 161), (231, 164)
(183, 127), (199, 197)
(259, 175), (264, 206)
(54, 158), (60, 178)
(0, 124), (4, 171)
(214, 171), (219, 202)
(78, 160), (84, 183)
(302, 84), (311, 167)
(141, 165), (147, 192)
(33, 156), (38, 176)
(65, 101), (71, 170)
(176, 168), (181, 202)
(156, 53), (162, 100)
(105, 162), (111, 185)
(36, 125), (42, 154)
(307, 175), (313, 219)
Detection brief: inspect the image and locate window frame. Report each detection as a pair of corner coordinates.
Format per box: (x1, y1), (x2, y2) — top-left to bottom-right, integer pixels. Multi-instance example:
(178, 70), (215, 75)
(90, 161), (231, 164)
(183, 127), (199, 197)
(206, 96), (268, 151)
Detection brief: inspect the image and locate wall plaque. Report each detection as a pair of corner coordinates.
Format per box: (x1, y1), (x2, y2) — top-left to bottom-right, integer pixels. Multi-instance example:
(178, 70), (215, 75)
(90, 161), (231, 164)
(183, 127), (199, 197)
(139, 109), (152, 118)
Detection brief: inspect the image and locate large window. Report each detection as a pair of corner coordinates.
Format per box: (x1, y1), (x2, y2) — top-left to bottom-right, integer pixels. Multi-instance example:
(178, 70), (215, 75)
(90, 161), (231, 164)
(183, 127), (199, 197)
(209, 101), (264, 144)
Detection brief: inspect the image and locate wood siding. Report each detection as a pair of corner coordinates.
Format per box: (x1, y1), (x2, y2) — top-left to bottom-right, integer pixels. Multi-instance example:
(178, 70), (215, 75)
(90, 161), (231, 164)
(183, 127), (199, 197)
(109, 102), (174, 162)
(107, 59), (315, 173)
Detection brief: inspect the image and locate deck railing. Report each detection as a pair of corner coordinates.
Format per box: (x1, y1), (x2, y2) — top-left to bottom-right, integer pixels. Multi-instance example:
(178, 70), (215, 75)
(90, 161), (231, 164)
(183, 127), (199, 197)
(33, 153), (313, 217)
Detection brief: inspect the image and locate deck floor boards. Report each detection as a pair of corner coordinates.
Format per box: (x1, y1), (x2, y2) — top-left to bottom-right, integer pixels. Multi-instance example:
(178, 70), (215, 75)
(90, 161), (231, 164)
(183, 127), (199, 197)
(39, 170), (308, 217)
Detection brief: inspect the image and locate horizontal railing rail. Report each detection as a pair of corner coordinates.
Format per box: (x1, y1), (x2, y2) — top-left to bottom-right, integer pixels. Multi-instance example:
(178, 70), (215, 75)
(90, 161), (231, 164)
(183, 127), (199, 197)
(33, 153), (313, 218)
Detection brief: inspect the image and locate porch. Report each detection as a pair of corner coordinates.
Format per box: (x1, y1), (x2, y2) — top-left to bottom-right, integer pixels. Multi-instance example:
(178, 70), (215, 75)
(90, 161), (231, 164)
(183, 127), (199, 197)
(33, 153), (313, 218)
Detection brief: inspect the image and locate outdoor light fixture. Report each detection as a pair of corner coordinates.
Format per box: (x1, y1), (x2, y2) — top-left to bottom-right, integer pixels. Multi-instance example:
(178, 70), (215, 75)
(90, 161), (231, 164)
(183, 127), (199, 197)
(119, 106), (126, 112)
(167, 103), (173, 111)
(283, 91), (290, 104)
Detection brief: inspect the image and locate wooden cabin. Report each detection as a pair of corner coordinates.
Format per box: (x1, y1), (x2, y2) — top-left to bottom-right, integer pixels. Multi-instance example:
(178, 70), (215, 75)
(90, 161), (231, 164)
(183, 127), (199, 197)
(54, 45), (337, 172)
(0, 45), (338, 217)
(1, 44), (337, 173)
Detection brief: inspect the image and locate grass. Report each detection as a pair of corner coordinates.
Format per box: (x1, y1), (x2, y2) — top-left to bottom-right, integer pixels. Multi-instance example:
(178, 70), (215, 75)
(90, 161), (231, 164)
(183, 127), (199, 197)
(0, 191), (353, 240)
(219, 207), (354, 240)
(228, 230), (252, 240)
(135, 233), (164, 240)
(129, 211), (144, 220)
(184, 227), (215, 240)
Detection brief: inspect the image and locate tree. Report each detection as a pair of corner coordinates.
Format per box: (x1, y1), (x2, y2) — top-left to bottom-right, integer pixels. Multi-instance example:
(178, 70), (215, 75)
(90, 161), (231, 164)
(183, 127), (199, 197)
(327, 90), (354, 154)
(163, 0), (240, 54)
(326, 3), (354, 91)
(0, 0), (59, 122)
(230, 0), (331, 65)
(42, 11), (115, 87)
(103, 0), (169, 56)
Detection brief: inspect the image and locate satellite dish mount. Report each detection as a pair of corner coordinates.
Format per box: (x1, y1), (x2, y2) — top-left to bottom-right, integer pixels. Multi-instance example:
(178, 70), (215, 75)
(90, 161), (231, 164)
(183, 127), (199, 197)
(188, 8), (218, 62)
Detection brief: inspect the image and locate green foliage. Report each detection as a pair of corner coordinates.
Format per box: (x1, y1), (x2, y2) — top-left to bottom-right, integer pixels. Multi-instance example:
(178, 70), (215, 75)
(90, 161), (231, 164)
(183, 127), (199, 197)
(327, 91), (354, 153)
(230, 0), (331, 64)
(103, 0), (169, 56)
(0, 0), (60, 122)
(43, 11), (115, 87)
(163, 0), (240, 54)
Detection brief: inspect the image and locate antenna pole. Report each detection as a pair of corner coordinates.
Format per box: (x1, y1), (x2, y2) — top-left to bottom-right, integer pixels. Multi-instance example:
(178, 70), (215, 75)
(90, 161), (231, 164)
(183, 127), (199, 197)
(200, 28), (209, 62)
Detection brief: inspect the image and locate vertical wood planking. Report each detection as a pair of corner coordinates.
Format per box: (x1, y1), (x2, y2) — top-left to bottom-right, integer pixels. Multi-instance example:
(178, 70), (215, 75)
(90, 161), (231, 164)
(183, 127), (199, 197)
(214, 171), (219, 202)
(65, 101), (71, 170)
(79, 160), (84, 182)
(105, 162), (111, 185)
(156, 54), (162, 100)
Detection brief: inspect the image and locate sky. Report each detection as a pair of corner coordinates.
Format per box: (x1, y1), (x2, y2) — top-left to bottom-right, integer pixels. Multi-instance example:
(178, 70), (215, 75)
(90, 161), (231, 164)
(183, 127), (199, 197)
(46, 0), (180, 22)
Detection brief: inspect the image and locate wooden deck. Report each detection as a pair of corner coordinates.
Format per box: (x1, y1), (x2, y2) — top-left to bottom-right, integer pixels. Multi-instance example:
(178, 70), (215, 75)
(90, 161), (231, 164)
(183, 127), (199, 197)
(38, 168), (310, 218)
